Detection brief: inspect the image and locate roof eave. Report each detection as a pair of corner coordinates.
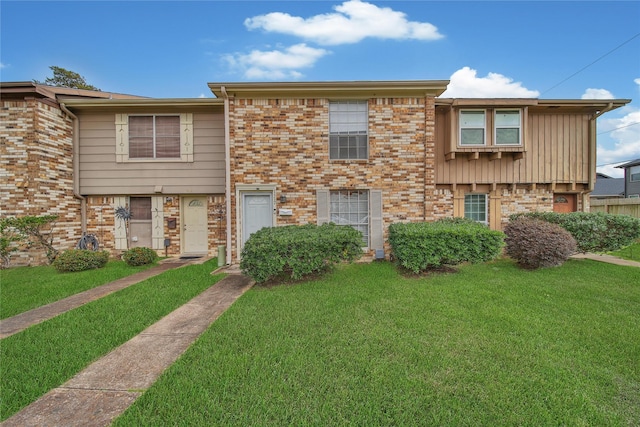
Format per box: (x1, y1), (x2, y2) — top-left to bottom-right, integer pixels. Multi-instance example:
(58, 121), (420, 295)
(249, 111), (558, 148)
(208, 80), (450, 98)
(60, 97), (223, 109)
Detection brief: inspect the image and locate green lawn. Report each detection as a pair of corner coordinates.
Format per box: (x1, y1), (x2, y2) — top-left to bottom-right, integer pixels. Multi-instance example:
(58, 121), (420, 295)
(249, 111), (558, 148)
(115, 259), (640, 426)
(609, 240), (640, 262)
(0, 259), (224, 420)
(1, 261), (155, 319)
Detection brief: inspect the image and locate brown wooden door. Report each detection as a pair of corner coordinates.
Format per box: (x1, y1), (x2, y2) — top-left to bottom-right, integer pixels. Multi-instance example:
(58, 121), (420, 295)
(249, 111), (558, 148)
(553, 194), (577, 213)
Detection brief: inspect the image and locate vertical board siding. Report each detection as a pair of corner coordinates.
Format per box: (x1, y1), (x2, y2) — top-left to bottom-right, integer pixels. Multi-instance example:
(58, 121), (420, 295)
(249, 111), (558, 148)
(436, 110), (591, 185)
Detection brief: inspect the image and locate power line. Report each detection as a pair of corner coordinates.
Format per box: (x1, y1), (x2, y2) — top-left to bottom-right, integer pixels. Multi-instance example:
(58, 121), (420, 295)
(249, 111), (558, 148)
(597, 121), (640, 135)
(542, 32), (640, 96)
(596, 159), (636, 167)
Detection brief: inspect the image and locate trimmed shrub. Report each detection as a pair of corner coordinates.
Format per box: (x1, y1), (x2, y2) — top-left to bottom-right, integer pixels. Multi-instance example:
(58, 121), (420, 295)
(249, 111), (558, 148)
(510, 212), (640, 253)
(388, 218), (504, 274)
(504, 217), (577, 269)
(122, 247), (158, 266)
(240, 223), (363, 283)
(53, 249), (110, 272)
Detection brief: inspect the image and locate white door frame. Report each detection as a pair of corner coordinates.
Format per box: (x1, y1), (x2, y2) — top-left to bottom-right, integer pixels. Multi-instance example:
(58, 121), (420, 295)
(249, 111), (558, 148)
(236, 184), (276, 260)
(181, 195), (208, 255)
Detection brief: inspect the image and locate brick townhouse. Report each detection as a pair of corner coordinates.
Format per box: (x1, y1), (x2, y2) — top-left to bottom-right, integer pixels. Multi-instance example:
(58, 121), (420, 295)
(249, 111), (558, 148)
(1, 80), (629, 265)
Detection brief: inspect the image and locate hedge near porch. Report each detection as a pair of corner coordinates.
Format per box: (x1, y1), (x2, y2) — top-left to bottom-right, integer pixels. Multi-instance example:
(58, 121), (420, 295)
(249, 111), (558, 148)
(240, 223), (363, 283)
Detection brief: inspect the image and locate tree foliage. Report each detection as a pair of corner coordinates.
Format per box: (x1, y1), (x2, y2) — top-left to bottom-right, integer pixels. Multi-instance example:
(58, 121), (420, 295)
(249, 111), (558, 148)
(34, 66), (100, 91)
(0, 215), (60, 266)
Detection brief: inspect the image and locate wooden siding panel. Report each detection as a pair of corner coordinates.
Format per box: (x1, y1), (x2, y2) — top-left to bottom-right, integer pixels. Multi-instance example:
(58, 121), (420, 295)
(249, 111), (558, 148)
(436, 110), (592, 185)
(78, 112), (225, 195)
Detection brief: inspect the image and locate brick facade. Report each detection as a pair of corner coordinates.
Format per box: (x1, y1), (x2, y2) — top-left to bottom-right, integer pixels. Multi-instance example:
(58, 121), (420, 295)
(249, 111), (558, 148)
(84, 195), (226, 258)
(228, 96), (437, 261)
(1, 98), (81, 265)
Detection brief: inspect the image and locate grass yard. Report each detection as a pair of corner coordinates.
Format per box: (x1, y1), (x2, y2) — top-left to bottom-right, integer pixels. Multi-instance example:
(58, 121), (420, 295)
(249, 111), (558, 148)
(0, 259), (224, 420)
(1, 261), (155, 319)
(609, 240), (640, 262)
(115, 258), (640, 426)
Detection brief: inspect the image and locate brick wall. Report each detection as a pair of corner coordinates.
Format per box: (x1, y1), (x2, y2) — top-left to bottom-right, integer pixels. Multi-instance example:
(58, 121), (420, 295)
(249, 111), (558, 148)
(1, 99), (81, 265)
(84, 194), (226, 258)
(228, 96), (437, 261)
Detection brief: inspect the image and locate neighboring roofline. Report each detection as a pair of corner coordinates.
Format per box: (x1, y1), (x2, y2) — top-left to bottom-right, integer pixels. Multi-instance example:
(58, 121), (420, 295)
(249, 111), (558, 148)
(436, 98), (631, 112)
(615, 158), (640, 169)
(208, 80), (450, 98)
(60, 97), (223, 109)
(0, 81), (145, 100)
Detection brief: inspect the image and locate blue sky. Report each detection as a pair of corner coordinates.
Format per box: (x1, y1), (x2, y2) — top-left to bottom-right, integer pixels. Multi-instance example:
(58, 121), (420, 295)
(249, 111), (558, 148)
(2, 1), (639, 177)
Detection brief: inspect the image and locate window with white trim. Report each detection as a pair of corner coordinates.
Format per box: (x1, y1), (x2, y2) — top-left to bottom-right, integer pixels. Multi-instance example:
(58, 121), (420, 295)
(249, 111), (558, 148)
(630, 165), (640, 182)
(330, 190), (369, 245)
(495, 110), (521, 145)
(115, 113), (193, 162)
(464, 194), (487, 224)
(329, 101), (368, 160)
(459, 110), (486, 146)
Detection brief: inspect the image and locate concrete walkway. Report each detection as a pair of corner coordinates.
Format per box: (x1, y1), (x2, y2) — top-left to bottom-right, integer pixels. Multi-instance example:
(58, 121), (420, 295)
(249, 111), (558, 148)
(571, 253), (640, 268)
(0, 258), (195, 339)
(1, 262), (253, 427)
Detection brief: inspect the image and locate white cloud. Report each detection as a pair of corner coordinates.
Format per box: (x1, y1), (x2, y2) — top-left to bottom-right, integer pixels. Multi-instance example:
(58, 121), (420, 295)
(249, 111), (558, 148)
(440, 67), (540, 98)
(223, 43), (329, 80)
(0, 62), (7, 69)
(597, 107), (640, 178)
(635, 78), (640, 87)
(244, 0), (443, 45)
(582, 88), (615, 99)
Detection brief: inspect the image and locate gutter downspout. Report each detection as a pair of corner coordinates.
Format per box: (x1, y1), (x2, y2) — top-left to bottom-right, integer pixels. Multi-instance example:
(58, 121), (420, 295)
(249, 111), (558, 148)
(60, 102), (87, 234)
(588, 102), (614, 192)
(221, 86), (232, 265)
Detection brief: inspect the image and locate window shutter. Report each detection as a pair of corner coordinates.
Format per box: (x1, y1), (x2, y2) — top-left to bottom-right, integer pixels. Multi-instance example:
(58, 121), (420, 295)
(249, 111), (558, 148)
(370, 190), (383, 250)
(152, 196), (165, 250)
(316, 189), (329, 225)
(113, 196), (128, 250)
(115, 114), (128, 163)
(180, 113), (194, 162)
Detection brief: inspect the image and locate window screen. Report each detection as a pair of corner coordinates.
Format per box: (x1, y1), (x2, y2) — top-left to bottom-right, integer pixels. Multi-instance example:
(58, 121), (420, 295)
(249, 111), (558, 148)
(329, 101), (368, 160)
(460, 111), (485, 145)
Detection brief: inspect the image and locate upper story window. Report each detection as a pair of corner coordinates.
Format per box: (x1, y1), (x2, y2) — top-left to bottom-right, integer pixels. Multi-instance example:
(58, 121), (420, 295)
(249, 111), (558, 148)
(630, 165), (640, 182)
(459, 110), (486, 146)
(329, 101), (368, 160)
(129, 115), (180, 159)
(457, 109), (523, 148)
(115, 113), (193, 163)
(495, 110), (521, 145)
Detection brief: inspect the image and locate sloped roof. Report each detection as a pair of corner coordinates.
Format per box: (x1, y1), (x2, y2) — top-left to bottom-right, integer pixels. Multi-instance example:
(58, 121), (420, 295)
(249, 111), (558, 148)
(0, 81), (145, 101)
(592, 177), (625, 197)
(615, 158), (640, 169)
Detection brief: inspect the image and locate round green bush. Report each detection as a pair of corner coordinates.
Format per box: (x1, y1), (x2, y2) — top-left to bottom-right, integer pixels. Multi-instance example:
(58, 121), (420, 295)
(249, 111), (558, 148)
(504, 218), (577, 269)
(53, 249), (110, 272)
(122, 247), (158, 266)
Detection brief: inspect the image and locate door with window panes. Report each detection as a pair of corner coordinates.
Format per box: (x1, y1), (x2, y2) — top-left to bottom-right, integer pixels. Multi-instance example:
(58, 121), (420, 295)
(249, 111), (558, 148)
(129, 197), (152, 248)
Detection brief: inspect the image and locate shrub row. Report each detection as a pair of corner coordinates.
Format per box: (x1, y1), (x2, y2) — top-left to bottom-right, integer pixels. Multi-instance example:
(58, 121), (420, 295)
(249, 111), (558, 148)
(240, 223), (363, 283)
(510, 211), (640, 253)
(52, 249), (110, 272)
(388, 218), (504, 273)
(504, 218), (577, 269)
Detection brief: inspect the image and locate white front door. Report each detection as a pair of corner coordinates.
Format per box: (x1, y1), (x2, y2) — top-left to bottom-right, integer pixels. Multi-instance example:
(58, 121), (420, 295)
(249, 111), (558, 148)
(242, 193), (273, 245)
(183, 196), (208, 254)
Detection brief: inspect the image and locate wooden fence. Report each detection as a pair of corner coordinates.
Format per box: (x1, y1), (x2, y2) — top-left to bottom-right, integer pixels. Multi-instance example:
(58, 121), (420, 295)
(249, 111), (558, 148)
(590, 198), (640, 218)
